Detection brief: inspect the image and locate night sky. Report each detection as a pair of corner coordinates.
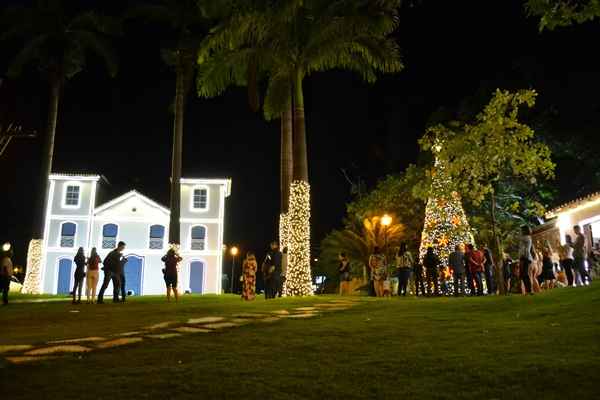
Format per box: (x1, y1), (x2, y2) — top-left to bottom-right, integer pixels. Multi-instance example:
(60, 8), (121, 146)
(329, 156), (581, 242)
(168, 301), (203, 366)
(1, 0), (599, 266)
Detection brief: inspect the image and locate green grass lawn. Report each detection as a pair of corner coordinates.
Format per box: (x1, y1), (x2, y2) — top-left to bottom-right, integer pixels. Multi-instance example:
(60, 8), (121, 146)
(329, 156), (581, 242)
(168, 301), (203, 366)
(1, 286), (599, 400)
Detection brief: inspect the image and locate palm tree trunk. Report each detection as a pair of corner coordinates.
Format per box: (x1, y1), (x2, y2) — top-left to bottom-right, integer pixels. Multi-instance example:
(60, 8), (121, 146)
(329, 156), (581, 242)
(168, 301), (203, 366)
(490, 188), (505, 294)
(292, 69), (308, 182)
(168, 56), (186, 245)
(280, 94), (293, 213)
(34, 75), (61, 238)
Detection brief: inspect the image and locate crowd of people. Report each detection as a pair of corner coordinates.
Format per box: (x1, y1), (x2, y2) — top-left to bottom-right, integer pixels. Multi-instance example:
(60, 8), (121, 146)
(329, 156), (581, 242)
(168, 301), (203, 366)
(341, 224), (594, 297)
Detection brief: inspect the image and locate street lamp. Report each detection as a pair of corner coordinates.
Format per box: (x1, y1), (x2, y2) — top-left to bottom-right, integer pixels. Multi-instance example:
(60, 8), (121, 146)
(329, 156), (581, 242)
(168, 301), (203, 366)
(2, 242), (11, 252)
(230, 246), (239, 294)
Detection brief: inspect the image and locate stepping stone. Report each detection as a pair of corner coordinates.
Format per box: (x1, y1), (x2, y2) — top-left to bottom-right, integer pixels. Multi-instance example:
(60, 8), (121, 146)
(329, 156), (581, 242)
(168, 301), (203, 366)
(202, 322), (240, 330)
(114, 331), (143, 337)
(294, 307), (317, 311)
(229, 318), (251, 324)
(146, 333), (183, 340)
(314, 303), (347, 308)
(171, 327), (211, 334)
(232, 313), (269, 319)
(187, 317), (225, 324)
(96, 338), (142, 349)
(25, 345), (91, 356)
(283, 313), (319, 319)
(322, 307), (350, 312)
(144, 322), (176, 330)
(49, 337), (106, 344)
(0, 345), (34, 354)
(270, 310), (290, 315)
(6, 356), (54, 364)
(258, 317), (281, 323)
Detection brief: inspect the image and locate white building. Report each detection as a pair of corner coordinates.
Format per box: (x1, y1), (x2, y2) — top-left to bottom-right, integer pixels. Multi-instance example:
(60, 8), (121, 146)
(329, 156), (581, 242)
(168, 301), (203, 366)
(36, 173), (231, 295)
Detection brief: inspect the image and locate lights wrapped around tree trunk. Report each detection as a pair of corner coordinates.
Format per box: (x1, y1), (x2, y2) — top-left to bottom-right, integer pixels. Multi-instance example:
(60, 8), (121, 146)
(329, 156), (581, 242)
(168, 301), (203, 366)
(22, 239), (43, 294)
(284, 180), (313, 296)
(279, 212), (289, 251)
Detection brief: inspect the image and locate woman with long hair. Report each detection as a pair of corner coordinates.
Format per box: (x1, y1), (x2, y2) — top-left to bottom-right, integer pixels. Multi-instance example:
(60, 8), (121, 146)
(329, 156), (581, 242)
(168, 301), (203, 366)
(369, 246), (387, 297)
(338, 253), (352, 295)
(72, 247), (86, 304)
(541, 240), (556, 290)
(242, 252), (257, 301)
(86, 247), (101, 303)
(161, 248), (182, 302)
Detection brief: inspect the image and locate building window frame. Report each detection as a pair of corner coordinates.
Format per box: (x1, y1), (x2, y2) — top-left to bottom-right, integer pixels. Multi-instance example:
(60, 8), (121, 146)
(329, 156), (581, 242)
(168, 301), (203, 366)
(190, 186), (209, 212)
(190, 225), (207, 251)
(62, 183), (82, 209)
(59, 221), (77, 248)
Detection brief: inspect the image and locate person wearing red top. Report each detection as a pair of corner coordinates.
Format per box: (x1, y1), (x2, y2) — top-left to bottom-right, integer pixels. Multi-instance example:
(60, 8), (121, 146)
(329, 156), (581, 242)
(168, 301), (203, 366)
(162, 248), (183, 302)
(468, 244), (485, 296)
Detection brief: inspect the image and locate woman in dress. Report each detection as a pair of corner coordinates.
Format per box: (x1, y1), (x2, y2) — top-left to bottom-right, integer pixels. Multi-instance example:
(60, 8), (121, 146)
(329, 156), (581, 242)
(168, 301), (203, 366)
(161, 248), (182, 302)
(86, 247), (101, 303)
(368, 246), (387, 297)
(541, 241), (556, 289)
(560, 235), (575, 286)
(242, 252), (257, 301)
(338, 253), (352, 295)
(72, 247), (86, 304)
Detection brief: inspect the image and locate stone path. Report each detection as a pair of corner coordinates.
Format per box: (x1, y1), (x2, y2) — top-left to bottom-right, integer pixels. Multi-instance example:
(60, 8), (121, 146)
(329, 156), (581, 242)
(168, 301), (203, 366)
(1, 298), (361, 365)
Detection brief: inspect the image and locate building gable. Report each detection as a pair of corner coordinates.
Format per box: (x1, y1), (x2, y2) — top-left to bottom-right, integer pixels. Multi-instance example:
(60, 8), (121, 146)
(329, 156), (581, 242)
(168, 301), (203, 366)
(94, 190), (169, 221)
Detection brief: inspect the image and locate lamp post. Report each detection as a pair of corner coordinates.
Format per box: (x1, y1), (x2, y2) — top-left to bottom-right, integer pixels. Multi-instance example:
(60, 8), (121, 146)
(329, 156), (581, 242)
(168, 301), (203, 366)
(381, 214), (392, 258)
(230, 246), (239, 294)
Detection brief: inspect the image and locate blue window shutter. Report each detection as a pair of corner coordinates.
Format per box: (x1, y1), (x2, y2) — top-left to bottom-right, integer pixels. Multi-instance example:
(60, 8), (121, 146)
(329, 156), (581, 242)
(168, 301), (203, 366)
(61, 222), (76, 236)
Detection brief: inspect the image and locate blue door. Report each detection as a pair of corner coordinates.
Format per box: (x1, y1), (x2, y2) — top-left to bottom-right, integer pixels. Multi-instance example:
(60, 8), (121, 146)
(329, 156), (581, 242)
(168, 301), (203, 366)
(57, 259), (72, 294)
(190, 261), (204, 294)
(124, 255), (143, 296)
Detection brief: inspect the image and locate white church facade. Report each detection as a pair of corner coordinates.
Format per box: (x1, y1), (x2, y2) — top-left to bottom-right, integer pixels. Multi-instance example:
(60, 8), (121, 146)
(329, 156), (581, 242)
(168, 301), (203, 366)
(35, 173), (231, 295)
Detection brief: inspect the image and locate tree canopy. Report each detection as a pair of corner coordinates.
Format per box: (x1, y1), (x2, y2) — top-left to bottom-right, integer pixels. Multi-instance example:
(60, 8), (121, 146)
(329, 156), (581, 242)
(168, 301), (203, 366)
(525, 0), (600, 30)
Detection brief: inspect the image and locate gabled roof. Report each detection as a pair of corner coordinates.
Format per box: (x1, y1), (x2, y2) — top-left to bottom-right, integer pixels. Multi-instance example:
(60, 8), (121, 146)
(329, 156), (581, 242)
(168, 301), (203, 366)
(546, 191), (600, 218)
(94, 190), (170, 216)
(180, 178), (232, 197)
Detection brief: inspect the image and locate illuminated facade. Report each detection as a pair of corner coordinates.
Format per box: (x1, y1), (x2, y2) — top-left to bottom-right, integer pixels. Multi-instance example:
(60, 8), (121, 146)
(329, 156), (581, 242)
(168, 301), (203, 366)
(26, 173), (231, 295)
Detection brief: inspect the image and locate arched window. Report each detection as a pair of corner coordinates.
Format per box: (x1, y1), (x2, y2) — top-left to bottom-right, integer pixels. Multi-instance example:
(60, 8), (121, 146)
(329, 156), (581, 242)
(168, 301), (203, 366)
(102, 223), (118, 249)
(60, 222), (76, 248)
(190, 226), (206, 251)
(149, 225), (165, 249)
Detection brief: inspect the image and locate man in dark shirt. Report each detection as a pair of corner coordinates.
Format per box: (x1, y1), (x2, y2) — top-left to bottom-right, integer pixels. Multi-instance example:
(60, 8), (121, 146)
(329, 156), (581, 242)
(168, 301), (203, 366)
(264, 241), (282, 298)
(448, 244), (465, 296)
(97, 241), (126, 304)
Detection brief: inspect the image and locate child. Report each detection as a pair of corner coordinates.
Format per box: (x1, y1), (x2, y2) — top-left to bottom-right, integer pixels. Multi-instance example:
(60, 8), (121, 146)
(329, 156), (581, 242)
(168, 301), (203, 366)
(383, 276), (392, 297)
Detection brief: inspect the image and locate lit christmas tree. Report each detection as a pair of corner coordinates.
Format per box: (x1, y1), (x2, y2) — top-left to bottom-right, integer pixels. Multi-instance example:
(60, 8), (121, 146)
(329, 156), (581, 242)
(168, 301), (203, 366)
(419, 155), (473, 267)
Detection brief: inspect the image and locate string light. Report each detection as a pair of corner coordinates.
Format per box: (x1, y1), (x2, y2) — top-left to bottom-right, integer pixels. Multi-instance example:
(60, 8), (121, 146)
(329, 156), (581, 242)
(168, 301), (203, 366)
(279, 212), (289, 251)
(284, 180), (313, 296)
(419, 158), (473, 293)
(22, 239), (43, 294)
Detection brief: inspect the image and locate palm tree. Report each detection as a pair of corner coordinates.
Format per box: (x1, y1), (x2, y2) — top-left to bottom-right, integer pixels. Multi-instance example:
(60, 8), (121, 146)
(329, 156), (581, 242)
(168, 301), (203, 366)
(128, 0), (230, 246)
(199, 0), (404, 295)
(1, 1), (118, 239)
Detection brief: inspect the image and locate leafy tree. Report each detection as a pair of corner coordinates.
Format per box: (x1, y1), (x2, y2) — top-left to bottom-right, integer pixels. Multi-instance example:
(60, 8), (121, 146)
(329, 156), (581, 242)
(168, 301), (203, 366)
(525, 0), (600, 30)
(128, 0), (231, 246)
(1, 1), (118, 238)
(420, 89), (555, 292)
(199, 0), (404, 295)
(316, 215), (405, 283)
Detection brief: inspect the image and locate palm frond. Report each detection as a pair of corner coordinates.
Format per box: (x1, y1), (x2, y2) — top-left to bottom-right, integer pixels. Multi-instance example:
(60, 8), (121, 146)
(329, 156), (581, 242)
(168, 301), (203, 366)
(6, 34), (47, 78)
(73, 30), (118, 77)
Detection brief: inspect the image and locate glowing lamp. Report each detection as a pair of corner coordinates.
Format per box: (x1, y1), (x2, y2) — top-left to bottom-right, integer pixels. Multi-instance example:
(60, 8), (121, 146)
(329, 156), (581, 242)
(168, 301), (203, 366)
(2, 242), (11, 252)
(230, 246), (239, 256)
(381, 214), (392, 227)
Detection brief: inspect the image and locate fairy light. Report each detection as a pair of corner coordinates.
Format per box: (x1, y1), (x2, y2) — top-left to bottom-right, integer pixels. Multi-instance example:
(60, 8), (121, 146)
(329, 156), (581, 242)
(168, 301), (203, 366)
(22, 239), (43, 294)
(419, 158), (473, 294)
(279, 212), (290, 250)
(284, 180), (313, 296)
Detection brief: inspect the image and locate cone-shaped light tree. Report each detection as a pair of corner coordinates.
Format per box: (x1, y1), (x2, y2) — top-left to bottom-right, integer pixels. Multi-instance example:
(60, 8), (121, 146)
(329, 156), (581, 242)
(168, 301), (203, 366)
(419, 149), (473, 265)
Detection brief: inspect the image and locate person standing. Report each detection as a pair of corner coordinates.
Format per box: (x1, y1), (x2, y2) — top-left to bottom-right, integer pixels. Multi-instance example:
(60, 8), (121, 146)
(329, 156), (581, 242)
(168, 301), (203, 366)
(573, 225), (592, 285)
(541, 241), (556, 289)
(241, 252), (257, 301)
(518, 226), (534, 295)
(97, 241), (126, 304)
(448, 244), (465, 296)
(368, 246), (387, 297)
(423, 247), (440, 296)
(281, 247), (288, 294)
(483, 246), (496, 295)
(85, 247), (101, 303)
(0, 243), (13, 305)
(162, 248), (182, 302)
(464, 243), (475, 296)
(502, 253), (513, 293)
(338, 253), (352, 295)
(72, 247), (86, 304)
(118, 256), (128, 302)
(560, 235), (575, 287)
(413, 260), (426, 297)
(263, 242), (282, 299)
(396, 243), (413, 297)
(468, 244), (485, 296)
